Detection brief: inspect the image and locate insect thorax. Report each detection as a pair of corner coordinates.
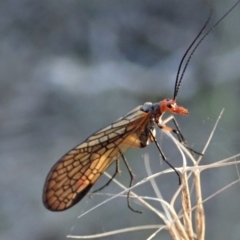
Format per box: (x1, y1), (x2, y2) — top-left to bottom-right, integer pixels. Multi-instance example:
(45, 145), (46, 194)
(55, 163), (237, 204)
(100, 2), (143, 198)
(140, 102), (162, 120)
(138, 102), (161, 148)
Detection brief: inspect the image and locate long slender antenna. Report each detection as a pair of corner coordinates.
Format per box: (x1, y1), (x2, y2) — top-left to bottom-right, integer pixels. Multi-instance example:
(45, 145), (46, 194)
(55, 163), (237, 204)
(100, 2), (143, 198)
(173, 7), (213, 100)
(173, 0), (240, 100)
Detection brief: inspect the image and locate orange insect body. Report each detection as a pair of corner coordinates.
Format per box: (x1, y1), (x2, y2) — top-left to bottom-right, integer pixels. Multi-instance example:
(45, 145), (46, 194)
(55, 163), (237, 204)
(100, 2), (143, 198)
(43, 99), (187, 211)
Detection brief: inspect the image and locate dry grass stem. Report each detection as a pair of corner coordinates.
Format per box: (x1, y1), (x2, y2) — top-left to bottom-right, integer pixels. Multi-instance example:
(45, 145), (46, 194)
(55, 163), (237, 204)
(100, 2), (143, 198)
(67, 110), (240, 239)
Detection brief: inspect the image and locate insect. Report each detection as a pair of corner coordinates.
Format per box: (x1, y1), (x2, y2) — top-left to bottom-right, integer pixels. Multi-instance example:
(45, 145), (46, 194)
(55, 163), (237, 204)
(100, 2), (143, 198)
(43, 98), (189, 211)
(43, 1), (240, 212)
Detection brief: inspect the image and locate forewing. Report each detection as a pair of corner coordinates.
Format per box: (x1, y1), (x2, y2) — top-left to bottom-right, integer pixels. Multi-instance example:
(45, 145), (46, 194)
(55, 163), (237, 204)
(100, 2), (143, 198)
(43, 106), (151, 211)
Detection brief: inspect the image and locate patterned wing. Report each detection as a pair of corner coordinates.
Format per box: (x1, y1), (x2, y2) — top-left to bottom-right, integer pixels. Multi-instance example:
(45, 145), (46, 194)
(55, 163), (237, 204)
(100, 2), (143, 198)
(43, 106), (151, 211)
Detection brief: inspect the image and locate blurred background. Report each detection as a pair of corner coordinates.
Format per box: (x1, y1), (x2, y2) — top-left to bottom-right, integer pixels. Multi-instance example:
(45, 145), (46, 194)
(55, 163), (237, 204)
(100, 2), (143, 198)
(1, 0), (240, 239)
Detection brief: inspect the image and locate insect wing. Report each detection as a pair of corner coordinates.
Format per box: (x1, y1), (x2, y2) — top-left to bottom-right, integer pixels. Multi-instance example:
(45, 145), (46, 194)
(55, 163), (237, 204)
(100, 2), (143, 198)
(43, 106), (150, 211)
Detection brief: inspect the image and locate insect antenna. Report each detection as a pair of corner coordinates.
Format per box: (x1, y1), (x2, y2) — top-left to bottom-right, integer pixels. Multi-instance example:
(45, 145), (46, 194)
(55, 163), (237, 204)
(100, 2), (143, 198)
(173, 7), (212, 100)
(173, 7), (212, 101)
(174, 0), (240, 100)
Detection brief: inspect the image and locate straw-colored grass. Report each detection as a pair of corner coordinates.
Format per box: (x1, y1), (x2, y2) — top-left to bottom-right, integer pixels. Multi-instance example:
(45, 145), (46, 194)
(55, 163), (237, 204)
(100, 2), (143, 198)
(67, 109), (240, 239)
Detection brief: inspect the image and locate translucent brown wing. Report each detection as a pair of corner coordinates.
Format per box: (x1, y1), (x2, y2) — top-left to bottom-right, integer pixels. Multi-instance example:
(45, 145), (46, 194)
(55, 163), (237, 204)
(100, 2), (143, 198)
(43, 106), (151, 211)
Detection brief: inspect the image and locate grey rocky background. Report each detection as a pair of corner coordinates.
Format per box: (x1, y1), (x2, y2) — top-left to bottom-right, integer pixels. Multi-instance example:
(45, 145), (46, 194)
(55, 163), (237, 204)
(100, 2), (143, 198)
(1, 0), (240, 239)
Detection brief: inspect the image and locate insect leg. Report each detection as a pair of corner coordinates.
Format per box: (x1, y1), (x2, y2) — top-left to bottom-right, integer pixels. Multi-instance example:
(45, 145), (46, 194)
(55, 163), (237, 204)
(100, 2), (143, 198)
(162, 115), (185, 142)
(149, 130), (181, 185)
(121, 152), (142, 214)
(92, 158), (121, 194)
(159, 115), (202, 156)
